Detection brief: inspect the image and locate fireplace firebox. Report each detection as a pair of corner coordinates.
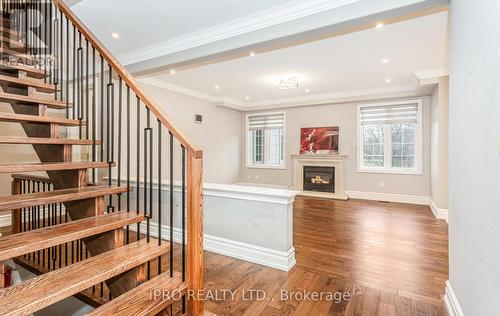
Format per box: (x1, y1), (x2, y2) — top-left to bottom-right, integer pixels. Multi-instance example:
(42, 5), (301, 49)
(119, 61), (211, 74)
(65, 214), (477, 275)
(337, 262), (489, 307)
(303, 166), (335, 193)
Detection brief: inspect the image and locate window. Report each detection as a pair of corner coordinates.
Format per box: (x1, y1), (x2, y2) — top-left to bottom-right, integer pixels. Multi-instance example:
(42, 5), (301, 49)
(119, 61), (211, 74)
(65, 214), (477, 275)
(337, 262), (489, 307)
(357, 100), (422, 174)
(247, 112), (285, 168)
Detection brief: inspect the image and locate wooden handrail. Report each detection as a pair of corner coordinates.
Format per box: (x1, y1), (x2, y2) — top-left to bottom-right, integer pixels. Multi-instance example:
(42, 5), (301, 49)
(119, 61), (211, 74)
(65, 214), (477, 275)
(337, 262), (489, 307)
(52, 0), (201, 157)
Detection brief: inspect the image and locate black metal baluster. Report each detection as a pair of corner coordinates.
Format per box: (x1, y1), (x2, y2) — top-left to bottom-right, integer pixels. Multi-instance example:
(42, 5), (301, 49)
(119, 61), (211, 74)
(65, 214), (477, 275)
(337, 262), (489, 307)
(100, 55), (104, 162)
(72, 24), (75, 119)
(181, 145), (186, 313)
(22, 180), (26, 232)
(85, 40), (89, 140)
(37, 181), (40, 265)
(65, 16), (69, 117)
(117, 78), (122, 211)
(106, 65), (114, 212)
(77, 45), (82, 138)
(126, 85), (130, 244)
(92, 47), (96, 182)
(136, 96), (141, 241)
(169, 132), (174, 278)
(158, 120), (162, 275)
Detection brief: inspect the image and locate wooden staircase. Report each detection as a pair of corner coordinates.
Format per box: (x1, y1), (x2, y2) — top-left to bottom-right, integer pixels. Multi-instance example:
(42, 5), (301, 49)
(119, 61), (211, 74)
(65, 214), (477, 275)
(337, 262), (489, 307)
(0, 0), (205, 315)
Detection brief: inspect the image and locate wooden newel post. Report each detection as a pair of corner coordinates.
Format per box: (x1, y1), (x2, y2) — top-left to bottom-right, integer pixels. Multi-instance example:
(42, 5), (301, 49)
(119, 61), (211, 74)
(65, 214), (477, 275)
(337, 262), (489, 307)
(11, 178), (21, 234)
(187, 150), (204, 315)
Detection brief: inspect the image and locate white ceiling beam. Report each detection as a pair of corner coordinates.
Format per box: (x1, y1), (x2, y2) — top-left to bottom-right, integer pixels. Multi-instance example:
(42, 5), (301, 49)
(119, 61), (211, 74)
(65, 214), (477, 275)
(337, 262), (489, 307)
(126, 0), (449, 76)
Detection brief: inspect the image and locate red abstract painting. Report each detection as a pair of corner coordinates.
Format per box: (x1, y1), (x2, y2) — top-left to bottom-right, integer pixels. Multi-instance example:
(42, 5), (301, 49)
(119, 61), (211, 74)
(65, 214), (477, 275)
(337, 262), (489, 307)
(300, 127), (339, 154)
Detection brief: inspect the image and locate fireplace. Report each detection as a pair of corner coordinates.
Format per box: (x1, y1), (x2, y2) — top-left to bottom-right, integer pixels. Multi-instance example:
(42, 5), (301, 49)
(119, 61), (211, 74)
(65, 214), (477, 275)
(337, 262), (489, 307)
(303, 166), (335, 193)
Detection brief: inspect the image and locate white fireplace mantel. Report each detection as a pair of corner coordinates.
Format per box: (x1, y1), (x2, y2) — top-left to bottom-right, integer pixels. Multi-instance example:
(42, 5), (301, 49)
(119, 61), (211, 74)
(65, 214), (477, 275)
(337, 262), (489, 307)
(292, 154), (348, 200)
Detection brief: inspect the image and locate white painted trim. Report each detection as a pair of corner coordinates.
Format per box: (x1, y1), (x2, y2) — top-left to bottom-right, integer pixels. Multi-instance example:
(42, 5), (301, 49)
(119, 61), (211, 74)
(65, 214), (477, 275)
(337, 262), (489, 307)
(138, 78), (246, 110)
(414, 68), (449, 85)
(138, 76), (429, 111)
(242, 85), (418, 110)
(346, 190), (430, 205)
(106, 177), (299, 205)
(118, 0), (360, 66)
(430, 199), (449, 223)
(131, 221), (296, 272)
(444, 281), (464, 316)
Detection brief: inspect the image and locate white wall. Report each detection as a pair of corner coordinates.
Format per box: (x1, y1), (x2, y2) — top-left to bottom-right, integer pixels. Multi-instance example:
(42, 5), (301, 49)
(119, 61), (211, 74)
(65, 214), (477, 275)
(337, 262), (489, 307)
(448, 0), (500, 315)
(241, 97), (431, 198)
(430, 77), (449, 210)
(140, 83), (242, 184)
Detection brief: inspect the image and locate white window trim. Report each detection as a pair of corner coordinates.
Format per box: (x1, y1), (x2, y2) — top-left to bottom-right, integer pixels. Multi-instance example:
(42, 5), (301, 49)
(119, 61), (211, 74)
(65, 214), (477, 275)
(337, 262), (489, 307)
(246, 112), (286, 170)
(356, 99), (423, 175)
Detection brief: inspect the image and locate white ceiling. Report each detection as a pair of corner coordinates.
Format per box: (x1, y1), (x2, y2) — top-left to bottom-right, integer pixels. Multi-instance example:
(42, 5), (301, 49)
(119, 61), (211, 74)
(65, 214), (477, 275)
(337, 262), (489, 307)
(70, 0), (293, 57)
(142, 11), (448, 110)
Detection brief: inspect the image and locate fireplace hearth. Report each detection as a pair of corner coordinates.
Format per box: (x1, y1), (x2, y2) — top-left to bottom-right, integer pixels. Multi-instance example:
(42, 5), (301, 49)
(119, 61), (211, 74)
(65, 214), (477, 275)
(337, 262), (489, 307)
(303, 166), (335, 193)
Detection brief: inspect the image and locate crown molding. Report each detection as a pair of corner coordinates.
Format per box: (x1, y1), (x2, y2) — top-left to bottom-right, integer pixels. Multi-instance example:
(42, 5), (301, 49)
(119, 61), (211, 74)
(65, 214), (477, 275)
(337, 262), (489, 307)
(138, 77), (246, 110)
(118, 0), (360, 66)
(239, 84), (421, 111)
(139, 77), (427, 112)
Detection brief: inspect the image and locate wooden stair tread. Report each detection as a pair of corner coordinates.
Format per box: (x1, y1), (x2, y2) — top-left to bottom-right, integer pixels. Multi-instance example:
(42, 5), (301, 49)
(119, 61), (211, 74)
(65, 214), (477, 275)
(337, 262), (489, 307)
(0, 185), (128, 212)
(0, 74), (57, 92)
(0, 47), (32, 62)
(0, 35), (23, 49)
(0, 161), (112, 173)
(0, 92), (66, 108)
(0, 212), (144, 261)
(87, 272), (185, 316)
(0, 112), (79, 125)
(0, 239), (170, 316)
(0, 136), (99, 145)
(0, 62), (45, 78)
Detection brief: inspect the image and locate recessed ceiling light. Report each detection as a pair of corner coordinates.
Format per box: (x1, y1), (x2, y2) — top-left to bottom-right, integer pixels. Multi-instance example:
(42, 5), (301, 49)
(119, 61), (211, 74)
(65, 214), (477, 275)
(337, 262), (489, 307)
(376, 23), (384, 29)
(305, 89), (310, 93)
(214, 85), (220, 90)
(277, 76), (299, 90)
(111, 32), (120, 39)
(170, 69), (176, 74)
(245, 96), (250, 100)
(249, 52), (256, 57)
(381, 58), (389, 64)
(385, 78), (391, 83)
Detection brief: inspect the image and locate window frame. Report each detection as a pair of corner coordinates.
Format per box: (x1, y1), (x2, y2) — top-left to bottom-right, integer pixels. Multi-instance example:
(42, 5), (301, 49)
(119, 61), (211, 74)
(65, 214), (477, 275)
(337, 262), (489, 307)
(246, 112), (286, 170)
(356, 99), (423, 175)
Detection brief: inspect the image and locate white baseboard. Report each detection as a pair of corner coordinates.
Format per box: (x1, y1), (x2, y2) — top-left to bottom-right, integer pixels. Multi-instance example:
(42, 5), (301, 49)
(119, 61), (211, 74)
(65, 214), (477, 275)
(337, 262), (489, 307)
(444, 280), (464, 316)
(346, 190), (430, 205)
(430, 200), (449, 223)
(131, 221), (296, 272)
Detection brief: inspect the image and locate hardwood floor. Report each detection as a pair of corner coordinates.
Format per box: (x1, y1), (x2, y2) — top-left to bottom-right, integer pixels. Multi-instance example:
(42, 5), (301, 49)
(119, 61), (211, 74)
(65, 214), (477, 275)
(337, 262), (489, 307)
(5, 196), (448, 315)
(203, 197), (448, 316)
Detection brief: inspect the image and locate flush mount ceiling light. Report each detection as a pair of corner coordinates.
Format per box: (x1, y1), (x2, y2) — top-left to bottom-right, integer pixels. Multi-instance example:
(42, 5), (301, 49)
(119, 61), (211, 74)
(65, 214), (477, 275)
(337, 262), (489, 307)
(376, 23), (384, 29)
(214, 85), (220, 90)
(277, 76), (299, 90)
(385, 78), (391, 83)
(381, 58), (389, 64)
(169, 69), (176, 74)
(111, 32), (120, 39)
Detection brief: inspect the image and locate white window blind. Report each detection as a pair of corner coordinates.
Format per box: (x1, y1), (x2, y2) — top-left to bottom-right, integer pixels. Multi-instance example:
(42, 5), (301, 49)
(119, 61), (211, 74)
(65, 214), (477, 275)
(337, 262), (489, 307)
(360, 103), (418, 125)
(248, 113), (285, 130)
